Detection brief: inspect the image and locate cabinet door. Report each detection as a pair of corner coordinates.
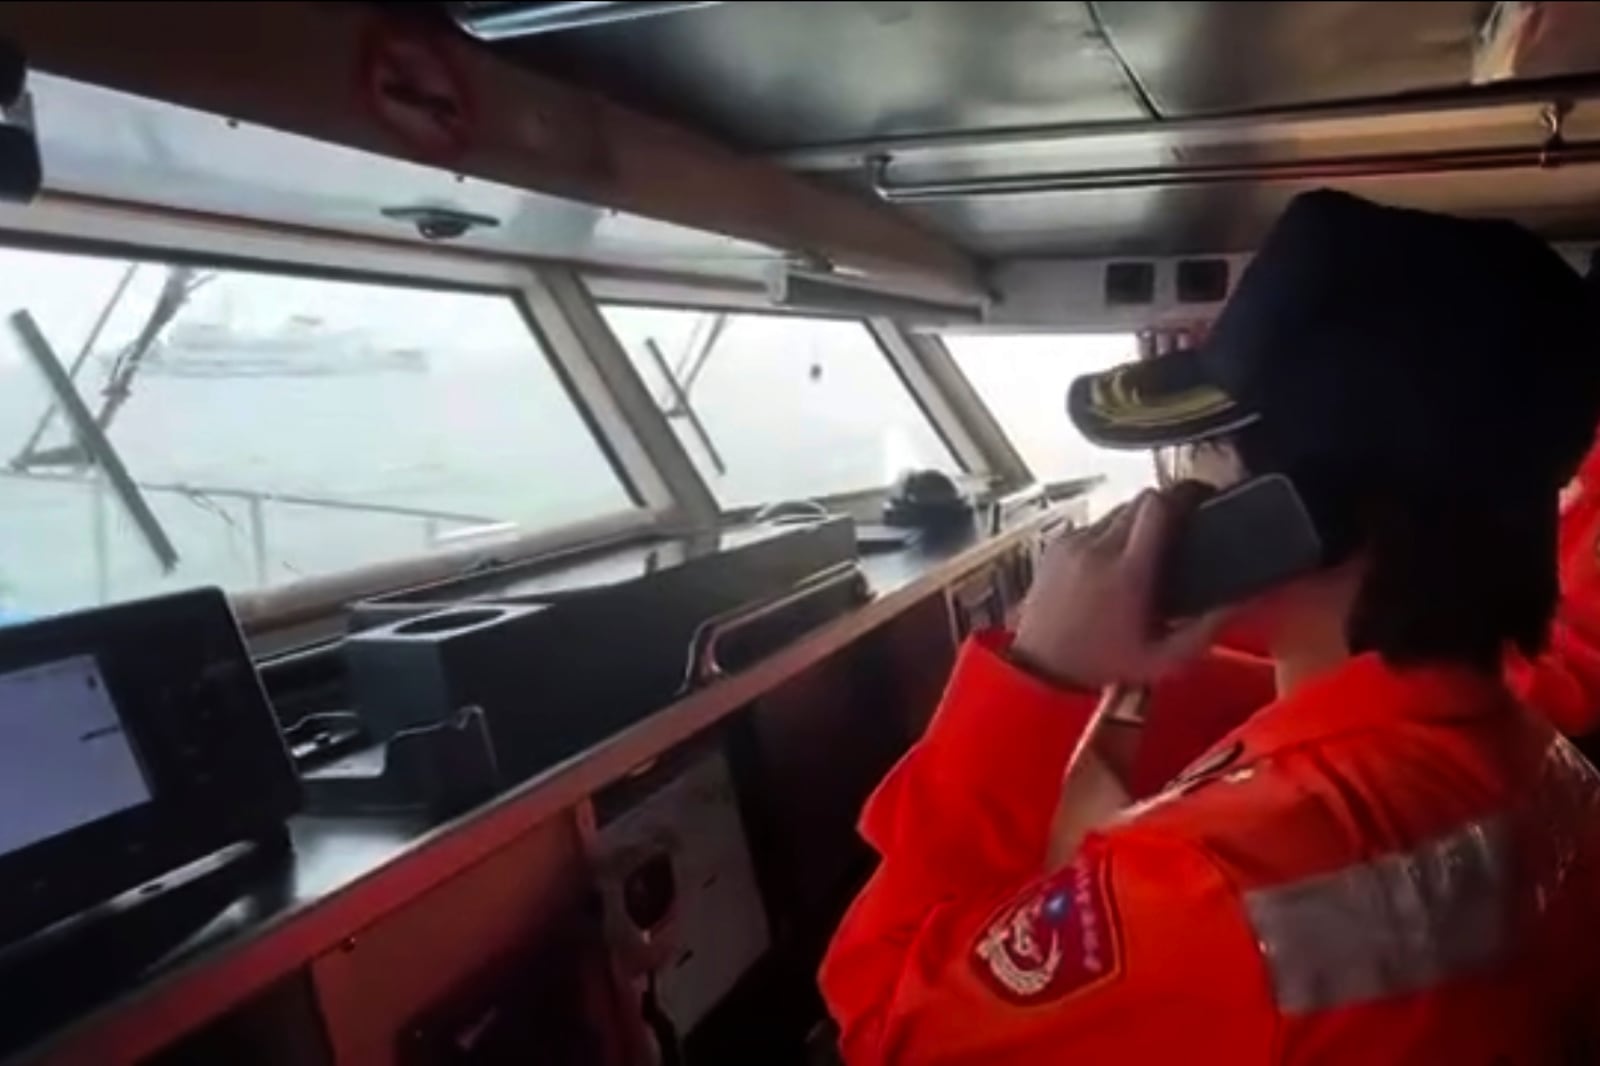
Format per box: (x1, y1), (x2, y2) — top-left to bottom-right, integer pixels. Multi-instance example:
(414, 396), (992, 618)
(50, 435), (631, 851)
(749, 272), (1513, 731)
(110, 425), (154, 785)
(310, 813), (626, 1066)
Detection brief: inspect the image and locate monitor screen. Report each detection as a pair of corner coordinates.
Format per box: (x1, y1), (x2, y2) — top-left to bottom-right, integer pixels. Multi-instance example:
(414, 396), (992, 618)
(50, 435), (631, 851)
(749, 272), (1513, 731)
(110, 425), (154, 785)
(0, 655), (152, 858)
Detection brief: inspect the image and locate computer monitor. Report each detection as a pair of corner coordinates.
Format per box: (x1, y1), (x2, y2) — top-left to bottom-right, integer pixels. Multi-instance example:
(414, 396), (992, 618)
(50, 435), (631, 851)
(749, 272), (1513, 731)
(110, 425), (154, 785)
(0, 589), (300, 947)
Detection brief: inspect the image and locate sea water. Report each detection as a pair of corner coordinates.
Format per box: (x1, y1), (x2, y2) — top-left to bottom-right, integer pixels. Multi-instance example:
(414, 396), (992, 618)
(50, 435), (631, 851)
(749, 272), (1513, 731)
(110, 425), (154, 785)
(1, 315), (1151, 619)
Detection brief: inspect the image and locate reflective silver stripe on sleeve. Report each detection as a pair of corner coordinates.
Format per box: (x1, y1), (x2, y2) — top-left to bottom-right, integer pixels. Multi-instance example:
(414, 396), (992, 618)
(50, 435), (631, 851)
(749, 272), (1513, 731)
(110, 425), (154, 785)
(1243, 816), (1510, 1014)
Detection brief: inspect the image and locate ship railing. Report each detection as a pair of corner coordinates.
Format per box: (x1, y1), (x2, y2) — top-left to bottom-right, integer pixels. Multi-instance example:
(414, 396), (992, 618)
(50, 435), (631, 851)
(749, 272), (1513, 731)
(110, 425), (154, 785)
(0, 467), (499, 599)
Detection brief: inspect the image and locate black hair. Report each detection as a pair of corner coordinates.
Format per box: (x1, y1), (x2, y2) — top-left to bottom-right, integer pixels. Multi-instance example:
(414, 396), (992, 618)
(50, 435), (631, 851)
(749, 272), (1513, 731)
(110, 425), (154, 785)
(1342, 490), (1557, 670)
(1234, 430), (1560, 672)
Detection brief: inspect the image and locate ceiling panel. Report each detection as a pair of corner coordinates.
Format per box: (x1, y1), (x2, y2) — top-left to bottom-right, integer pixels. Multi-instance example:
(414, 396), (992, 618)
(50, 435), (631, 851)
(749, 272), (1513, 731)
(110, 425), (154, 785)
(903, 164), (1600, 257)
(477, 2), (1600, 261)
(506, 1), (1149, 149)
(814, 88), (1600, 256)
(1093, 1), (1494, 117)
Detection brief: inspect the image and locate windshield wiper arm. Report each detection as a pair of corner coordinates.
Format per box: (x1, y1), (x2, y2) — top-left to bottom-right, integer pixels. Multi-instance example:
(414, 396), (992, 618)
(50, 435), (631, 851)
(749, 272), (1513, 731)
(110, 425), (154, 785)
(9, 310), (179, 572)
(645, 336), (726, 476)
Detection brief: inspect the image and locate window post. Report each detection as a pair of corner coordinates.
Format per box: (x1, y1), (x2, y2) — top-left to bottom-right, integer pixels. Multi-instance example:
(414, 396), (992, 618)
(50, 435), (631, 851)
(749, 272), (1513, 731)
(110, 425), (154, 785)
(867, 319), (1033, 492)
(520, 267), (721, 530)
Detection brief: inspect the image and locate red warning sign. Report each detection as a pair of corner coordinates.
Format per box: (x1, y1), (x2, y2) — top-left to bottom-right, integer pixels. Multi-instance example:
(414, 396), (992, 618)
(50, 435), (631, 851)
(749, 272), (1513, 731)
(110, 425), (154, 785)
(359, 24), (475, 162)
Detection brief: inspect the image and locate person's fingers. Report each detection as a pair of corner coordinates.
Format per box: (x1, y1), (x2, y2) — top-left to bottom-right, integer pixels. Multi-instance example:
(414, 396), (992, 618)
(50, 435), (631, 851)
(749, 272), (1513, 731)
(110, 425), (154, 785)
(1048, 523), (1099, 561)
(1091, 493), (1149, 551)
(1080, 500), (1129, 542)
(1163, 478), (1217, 516)
(1121, 488), (1175, 567)
(1148, 609), (1229, 671)
(1115, 492), (1178, 628)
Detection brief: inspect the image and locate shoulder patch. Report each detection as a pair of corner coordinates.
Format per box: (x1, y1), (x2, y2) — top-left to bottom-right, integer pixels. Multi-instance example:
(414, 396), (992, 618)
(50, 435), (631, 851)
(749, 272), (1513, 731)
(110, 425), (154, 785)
(972, 841), (1123, 1004)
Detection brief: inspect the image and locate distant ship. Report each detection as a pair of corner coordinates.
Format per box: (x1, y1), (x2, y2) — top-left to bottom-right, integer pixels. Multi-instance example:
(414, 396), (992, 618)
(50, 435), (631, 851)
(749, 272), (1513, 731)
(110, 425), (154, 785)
(136, 315), (429, 378)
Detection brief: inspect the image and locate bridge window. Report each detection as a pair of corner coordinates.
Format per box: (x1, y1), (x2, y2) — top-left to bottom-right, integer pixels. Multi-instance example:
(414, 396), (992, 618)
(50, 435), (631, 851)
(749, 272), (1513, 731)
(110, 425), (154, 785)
(0, 249), (631, 620)
(600, 306), (960, 508)
(943, 333), (1157, 513)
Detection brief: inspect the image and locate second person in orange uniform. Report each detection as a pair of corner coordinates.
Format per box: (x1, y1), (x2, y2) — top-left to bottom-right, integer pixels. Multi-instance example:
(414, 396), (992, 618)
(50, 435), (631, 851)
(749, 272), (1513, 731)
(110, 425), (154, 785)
(1507, 432), (1600, 736)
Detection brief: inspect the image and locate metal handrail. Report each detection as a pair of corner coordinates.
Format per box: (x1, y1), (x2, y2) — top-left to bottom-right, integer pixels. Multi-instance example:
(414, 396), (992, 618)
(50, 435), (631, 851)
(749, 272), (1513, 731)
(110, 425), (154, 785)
(680, 560), (870, 689)
(0, 468), (496, 525)
(0, 467), (499, 599)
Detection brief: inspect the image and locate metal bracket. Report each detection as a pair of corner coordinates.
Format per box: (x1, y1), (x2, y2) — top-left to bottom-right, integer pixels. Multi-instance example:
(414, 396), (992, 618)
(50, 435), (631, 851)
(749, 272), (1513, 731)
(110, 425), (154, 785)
(1541, 100), (1572, 167)
(867, 153), (893, 201)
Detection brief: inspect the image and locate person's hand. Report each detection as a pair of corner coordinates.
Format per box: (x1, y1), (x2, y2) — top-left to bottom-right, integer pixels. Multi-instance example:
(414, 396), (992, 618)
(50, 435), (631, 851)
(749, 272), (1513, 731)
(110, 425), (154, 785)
(1011, 488), (1222, 690)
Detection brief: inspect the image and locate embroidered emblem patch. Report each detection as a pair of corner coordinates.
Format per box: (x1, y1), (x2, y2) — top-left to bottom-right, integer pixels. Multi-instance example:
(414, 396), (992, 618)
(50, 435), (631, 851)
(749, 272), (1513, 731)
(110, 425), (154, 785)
(972, 843), (1123, 1003)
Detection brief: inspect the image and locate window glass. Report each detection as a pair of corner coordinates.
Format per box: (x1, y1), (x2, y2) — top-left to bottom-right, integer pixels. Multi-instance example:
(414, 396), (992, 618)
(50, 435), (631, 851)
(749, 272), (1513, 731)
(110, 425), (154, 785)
(944, 333), (1157, 515)
(600, 306), (960, 508)
(0, 249), (630, 619)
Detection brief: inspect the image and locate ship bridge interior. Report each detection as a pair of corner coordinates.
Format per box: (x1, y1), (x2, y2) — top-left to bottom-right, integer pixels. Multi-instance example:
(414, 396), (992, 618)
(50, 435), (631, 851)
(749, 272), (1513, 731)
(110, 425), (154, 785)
(1, 4), (1599, 1065)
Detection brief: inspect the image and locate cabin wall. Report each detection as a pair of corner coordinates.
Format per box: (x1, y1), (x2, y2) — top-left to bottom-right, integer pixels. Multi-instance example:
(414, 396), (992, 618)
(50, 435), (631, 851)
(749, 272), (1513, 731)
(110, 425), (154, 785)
(980, 244), (1597, 333)
(145, 973), (333, 1066)
(307, 812), (610, 1066)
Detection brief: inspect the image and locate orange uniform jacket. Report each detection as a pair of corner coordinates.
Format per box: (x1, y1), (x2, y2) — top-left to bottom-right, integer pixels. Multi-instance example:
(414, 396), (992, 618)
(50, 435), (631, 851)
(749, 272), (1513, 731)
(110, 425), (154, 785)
(822, 633), (1600, 1064)
(1507, 437), (1600, 736)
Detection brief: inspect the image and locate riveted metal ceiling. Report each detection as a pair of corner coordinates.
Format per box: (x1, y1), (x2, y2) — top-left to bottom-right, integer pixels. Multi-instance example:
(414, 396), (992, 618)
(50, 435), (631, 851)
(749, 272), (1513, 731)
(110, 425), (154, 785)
(503, 1), (1151, 148)
(1090, 1), (1494, 117)
(494, 1), (1600, 257)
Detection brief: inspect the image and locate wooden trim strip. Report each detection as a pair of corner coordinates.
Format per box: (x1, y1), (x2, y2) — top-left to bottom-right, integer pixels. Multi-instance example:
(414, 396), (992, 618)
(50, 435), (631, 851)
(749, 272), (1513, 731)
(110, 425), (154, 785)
(0, 2), (981, 298)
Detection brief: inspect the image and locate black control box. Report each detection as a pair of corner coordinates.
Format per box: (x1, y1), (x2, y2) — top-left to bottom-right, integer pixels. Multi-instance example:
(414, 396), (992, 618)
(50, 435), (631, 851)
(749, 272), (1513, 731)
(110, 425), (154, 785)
(344, 518), (859, 782)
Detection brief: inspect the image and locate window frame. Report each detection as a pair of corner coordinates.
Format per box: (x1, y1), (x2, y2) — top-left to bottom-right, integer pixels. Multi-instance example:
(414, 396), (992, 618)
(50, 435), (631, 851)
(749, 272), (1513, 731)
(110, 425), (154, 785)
(0, 200), (671, 640)
(0, 198), (1048, 643)
(588, 294), (1003, 519)
(938, 328), (1164, 497)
